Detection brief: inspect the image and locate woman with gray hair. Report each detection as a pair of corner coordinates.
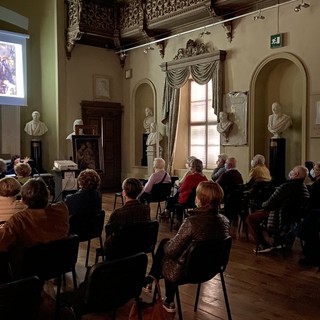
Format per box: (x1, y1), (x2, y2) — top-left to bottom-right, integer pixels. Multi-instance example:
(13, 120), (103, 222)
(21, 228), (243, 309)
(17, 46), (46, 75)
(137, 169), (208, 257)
(175, 156), (197, 187)
(211, 153), (228, 181)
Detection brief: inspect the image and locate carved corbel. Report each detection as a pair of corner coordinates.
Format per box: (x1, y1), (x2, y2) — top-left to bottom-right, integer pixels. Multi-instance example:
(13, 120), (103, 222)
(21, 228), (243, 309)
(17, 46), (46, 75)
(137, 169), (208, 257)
(66, 0), (83, 59)
(222, 21), (233, 43)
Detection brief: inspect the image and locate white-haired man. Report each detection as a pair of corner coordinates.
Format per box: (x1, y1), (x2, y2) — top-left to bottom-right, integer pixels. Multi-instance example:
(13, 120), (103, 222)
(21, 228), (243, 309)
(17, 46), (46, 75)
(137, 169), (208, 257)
(247, 165), (310, 253)
(246, 154), (271, 190)
(139, 158), (171, 203)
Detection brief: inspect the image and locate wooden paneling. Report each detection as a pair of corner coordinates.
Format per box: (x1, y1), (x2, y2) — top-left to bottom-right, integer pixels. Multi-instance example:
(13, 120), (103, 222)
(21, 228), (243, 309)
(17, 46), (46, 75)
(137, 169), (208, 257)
(81, 100), (122, 190)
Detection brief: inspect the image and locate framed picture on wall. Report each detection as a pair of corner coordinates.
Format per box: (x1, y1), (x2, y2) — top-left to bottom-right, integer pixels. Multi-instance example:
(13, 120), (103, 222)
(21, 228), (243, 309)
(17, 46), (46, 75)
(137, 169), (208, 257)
(310, 94), (320, 137)
(93, 74), (110, 100)
(72, 135), (104, 171)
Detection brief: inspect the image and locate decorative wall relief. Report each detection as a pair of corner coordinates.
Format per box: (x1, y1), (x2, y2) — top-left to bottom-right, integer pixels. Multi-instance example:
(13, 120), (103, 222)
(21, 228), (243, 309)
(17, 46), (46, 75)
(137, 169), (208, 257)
(223, 92), (248, 146)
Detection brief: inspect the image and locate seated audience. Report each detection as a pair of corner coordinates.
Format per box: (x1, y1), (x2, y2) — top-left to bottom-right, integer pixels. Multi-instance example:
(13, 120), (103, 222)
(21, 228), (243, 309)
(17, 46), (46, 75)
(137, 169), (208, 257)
(139, 158), (171, 203)
(245, 154), (271, 190)
(216, 157), (244, 200)
(104, 177), (151, 254)
(0, 177), (26, 222)
(6, 155), (29, 175)
(211, 153), (228, 181)
(0, 178), (69, 251)
(296, 162), (320, 266)
(247, 165), (309, 253)
(146, 181), (230, 313)
(0, 178), (69, 282)
(0, 159), (7, 179)
(14, 162), (32, 185)
(304, 160), (316, 185)
(175, 156), (197, 187)
(64, 169), (102, 236)
(167, 158), (207, 228)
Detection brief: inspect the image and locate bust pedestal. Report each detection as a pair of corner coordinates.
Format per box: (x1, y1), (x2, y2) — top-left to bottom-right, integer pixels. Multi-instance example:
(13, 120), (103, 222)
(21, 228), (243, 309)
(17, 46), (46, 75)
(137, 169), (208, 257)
(31, 139), (44, 173)
(146, 145), (156, 176)
(141, 133), (148, 166)
(269, 138), (286, 186)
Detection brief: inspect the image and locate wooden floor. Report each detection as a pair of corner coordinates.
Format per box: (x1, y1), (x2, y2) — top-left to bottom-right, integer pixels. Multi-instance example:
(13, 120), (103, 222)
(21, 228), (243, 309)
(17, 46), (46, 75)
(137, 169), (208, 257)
(40, 192), (320, 320)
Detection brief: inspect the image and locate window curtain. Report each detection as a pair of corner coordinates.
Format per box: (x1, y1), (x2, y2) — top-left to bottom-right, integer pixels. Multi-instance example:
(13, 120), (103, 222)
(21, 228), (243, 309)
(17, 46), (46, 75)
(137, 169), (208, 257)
(161, 58), (223, 173)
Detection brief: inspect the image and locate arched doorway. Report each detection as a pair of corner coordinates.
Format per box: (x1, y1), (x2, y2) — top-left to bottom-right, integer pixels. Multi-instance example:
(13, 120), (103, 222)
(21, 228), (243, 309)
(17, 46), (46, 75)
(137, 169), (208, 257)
(249, 53), (307, 176)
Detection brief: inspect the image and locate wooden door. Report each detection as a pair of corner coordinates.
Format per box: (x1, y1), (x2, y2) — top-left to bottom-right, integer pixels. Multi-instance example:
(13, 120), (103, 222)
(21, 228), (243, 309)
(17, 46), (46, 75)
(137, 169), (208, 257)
(81, 100), (122, 190)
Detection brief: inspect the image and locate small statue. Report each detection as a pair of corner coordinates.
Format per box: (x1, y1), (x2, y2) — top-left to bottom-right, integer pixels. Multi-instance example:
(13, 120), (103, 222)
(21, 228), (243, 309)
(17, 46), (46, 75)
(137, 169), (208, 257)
(268, 102), (292, 138)
(66, 119), (84, 140)
(24, 111), (48, 137)
(146, 122), (163, 146)
(217, 111), (233, 142)
(143, 107), (154, 134)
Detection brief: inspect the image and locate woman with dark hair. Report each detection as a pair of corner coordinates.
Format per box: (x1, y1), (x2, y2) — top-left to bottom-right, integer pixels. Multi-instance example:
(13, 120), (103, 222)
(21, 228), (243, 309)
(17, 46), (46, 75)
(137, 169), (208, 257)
(6, 155), (30, 175)
(64, 169), (102, 235)
(147, 181), (230, 313)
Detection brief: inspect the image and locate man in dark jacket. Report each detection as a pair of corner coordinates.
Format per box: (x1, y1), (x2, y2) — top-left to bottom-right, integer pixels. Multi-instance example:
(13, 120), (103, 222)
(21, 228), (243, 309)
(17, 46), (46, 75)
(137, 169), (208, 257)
(296, 162), (320, 265)
(247, 165), (309, 253)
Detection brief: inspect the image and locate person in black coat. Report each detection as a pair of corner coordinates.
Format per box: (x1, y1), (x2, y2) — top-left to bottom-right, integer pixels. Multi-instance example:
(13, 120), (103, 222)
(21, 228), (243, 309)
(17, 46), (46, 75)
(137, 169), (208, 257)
(64, 169), (102, 236)
(247, 165), (310, 253)
(296, 162), (320, 266)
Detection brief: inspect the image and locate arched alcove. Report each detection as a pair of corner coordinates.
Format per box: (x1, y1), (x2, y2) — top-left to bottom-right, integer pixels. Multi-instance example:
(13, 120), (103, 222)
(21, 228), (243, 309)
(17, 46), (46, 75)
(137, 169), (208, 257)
(132, 79), (157, 167)
(249, 53), (307, 175)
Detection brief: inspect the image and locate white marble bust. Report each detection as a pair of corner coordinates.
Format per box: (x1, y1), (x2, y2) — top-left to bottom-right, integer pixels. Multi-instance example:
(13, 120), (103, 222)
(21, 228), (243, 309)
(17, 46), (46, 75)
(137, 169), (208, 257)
(268, 102), (292, 138)
(143, 107), (154, 134)
(24, 111), (48, 137)
(66, 119), (84, 140)
(217, 111), (233, 141)
(146, 122), (162, 146)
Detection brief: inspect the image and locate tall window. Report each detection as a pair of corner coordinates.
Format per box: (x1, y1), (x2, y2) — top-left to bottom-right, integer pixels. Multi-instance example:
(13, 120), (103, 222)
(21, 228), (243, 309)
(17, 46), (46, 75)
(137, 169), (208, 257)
(189, 80), (219, 169)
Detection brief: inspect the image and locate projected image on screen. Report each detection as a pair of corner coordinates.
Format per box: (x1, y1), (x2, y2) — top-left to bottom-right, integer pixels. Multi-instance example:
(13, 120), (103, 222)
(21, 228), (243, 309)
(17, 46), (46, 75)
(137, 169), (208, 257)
(0, 42), (20, 96)
(0, 30), (28, 106)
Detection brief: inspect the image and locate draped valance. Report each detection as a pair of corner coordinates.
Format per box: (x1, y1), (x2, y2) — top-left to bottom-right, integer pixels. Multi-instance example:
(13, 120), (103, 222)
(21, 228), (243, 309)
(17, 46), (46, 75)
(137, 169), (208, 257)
(159, 50), (226, 173)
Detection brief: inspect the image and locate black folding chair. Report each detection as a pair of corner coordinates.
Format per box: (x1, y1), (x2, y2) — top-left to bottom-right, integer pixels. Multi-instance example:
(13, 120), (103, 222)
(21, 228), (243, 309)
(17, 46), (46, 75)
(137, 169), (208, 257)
(0, 276), (42, 320)
(169, 236), (233, 320)
(59, 252), (148, 320)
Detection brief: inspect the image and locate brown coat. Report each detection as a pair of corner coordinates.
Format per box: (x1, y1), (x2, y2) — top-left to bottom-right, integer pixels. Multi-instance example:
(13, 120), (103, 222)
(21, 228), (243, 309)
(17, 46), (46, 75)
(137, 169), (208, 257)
(0, 202), (69, 252)
(162, 206), (230, 283)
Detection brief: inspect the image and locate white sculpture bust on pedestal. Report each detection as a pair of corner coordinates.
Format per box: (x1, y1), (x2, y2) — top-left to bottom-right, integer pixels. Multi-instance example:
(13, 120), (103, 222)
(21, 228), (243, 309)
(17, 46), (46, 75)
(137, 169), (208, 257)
(24, 111), (48, 137)
(146, 122), (162, 146)
(143, 107), (154, 134)
(268, 102), (292, 138)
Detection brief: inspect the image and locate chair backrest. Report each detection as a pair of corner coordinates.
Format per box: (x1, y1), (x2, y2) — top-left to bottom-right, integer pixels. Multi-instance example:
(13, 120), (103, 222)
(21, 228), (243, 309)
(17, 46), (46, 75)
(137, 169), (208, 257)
(84, 252), (148, 312)
(10, 234), (79, 281)
(250, 181), (275, 209)
(180, 236), (232, 284)
(150, 182), (172, 202)
(104, 220), (159, 260)
(185, 187), (197, 208)
(71, 209), (105, 242)
(0, 276), (42, 319)
(223, 184), (246, 219)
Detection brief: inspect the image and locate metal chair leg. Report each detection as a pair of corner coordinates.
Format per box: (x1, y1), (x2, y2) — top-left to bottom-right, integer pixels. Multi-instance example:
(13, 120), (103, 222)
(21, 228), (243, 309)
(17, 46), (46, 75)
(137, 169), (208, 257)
(194, 283), (201, 312)
(85, 239), (91, 267)
(220, 272), (232, 320)
(176, 287), (183, 320)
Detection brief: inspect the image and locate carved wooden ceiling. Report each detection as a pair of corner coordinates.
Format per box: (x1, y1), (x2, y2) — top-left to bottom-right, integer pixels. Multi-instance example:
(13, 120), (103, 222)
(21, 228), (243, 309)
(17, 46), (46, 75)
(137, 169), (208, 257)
(66, 0), (294, 62)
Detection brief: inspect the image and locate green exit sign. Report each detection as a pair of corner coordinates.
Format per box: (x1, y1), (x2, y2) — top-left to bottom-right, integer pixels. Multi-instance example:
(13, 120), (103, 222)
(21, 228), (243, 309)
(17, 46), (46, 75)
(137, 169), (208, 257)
(270, 33), (283, 48)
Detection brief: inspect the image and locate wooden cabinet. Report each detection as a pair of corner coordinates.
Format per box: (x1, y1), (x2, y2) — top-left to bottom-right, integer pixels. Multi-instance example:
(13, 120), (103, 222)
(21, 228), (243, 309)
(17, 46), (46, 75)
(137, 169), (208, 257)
(81, 100), (122, 190)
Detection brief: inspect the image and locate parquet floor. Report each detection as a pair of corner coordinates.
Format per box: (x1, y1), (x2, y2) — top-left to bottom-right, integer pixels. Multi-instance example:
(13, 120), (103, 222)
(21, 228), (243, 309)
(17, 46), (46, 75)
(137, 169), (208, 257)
(40, 192), (320, 320)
